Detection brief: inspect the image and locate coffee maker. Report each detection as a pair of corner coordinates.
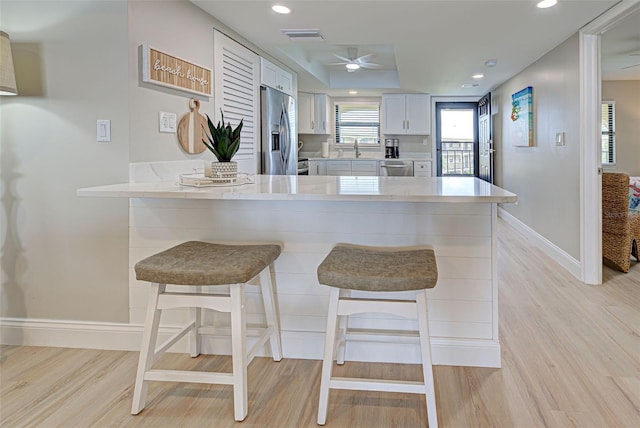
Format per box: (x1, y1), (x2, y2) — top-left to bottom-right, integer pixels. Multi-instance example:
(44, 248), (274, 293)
(385, 139), (394, 158)
(393, 138), (400, 159)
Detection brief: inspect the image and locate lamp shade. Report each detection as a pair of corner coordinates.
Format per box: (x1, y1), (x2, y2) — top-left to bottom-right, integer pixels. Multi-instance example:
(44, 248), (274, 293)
(0, 31), (17, 96)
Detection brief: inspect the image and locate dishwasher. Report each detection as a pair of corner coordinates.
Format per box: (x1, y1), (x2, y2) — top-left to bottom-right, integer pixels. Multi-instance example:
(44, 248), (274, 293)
(379, 160), (414, 176)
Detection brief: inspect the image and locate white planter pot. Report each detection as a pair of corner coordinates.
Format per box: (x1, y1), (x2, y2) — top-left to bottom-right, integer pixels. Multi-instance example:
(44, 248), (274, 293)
(205, 161), (238, 178)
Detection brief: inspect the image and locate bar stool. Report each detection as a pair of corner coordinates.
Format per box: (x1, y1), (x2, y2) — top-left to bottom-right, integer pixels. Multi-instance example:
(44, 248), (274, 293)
(130, 241), (283, 422)
(316, 244), (439, 427)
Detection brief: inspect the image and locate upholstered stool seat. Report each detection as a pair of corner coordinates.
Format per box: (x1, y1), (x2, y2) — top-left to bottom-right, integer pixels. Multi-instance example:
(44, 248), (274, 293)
(131, 241), (283, 422)
(317, 244), (438, 291)
(317, 244), (439, 427)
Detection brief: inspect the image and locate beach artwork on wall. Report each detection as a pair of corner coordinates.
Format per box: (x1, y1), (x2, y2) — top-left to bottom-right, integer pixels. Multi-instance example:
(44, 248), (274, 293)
(510, 86), (533, 147)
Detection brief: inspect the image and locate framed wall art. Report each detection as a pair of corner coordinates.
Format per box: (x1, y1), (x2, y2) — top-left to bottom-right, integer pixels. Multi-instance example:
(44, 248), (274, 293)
(141, 44), (212, 97)
(510, 86), (533, 147)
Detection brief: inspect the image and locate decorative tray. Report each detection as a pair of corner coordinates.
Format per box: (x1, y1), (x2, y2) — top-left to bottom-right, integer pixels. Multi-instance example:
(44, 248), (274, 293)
(179, 173), (253, 187)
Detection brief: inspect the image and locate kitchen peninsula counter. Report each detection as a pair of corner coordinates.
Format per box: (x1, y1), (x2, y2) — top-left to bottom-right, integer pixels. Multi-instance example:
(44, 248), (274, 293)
(78, 175), (516, 203)
(79, 169), (516, 368)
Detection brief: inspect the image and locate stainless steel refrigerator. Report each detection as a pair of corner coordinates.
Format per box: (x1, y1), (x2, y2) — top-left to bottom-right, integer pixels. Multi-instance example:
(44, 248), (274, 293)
(260, 86), (297, 175)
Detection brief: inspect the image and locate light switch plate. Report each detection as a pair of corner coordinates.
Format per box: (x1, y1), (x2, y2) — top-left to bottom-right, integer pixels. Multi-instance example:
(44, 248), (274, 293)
(555, 132), (565, 146)
(97, 120), (111, 142)
(159, 112), (177, 133)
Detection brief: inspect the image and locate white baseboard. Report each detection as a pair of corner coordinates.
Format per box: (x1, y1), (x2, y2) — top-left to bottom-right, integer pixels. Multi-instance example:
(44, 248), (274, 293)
(0, 318), (500, 368)
(498, 207), (582, 280)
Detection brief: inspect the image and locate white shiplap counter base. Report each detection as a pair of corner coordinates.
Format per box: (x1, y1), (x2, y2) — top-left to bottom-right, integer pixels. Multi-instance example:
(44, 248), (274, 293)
(81, 161), (517, 368)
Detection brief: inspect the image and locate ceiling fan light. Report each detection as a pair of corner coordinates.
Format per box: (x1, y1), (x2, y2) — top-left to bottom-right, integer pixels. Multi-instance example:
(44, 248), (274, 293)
(536, 0), (557, 9)
(346, 63), (360, 70)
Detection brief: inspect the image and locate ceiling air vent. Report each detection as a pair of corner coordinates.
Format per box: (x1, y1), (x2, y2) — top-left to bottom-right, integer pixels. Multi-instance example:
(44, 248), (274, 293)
(281, 29), (324, 41)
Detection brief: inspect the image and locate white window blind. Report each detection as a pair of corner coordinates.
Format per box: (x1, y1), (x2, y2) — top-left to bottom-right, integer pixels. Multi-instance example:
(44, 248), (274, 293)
(601, 101), (615, 165)
(335, 103), (380, 145)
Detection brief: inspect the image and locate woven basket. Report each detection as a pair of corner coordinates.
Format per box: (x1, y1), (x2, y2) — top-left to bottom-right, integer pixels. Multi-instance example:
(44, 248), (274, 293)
(602, 173), (640, 272)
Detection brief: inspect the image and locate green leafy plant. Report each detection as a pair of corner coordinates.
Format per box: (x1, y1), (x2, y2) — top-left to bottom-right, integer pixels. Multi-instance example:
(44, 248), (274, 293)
(202, 110), (243, 162)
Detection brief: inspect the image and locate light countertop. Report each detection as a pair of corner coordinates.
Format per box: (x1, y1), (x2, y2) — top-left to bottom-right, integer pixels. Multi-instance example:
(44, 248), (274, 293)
(78, 175), (517, 204)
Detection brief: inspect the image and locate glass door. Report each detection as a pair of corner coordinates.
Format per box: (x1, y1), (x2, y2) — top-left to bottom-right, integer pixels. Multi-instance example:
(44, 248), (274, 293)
(435, 102), (479, 177)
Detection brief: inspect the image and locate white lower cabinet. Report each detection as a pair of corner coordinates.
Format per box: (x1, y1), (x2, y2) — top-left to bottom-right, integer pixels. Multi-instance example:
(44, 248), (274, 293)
(309, 160), (327, 175)
(326, 160), (351, 176)
(351, 160), (378, 176)
(311, 159), (424, 176)
(414, 160), (432, 177)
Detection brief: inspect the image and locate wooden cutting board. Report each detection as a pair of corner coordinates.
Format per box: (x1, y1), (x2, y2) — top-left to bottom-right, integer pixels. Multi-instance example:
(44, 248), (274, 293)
(177, 99), (208, 154)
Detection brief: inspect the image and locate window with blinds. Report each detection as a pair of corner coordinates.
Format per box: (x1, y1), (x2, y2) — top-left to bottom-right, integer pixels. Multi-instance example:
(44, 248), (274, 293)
(601, 101), (615, 165)
(335, 102), (380, 145)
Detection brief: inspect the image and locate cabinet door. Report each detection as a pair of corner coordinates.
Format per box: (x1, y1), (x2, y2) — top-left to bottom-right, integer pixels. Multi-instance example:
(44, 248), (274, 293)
(309, 160), (327, 175)
(405, 94), (431, 135)
(414, 160), (432, 177)
(276, 69), (292, 95)
(215, 30), (260, 174)
(261, 58), (293, 95)
(298, 92), (315, 134)
(351, 160), (378, 176)
(260, 58), (277, 89)
(382, 94), (406, 135)
(314, 94), (331, 134)
(326, 160), (351, 176)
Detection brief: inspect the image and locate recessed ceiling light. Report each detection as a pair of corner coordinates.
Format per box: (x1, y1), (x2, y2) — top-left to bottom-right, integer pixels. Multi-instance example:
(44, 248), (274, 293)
(461, 83), (479, 88)
(346, 63), (360, 70)
(537, 0), (557, 9)
(272, 4), (291, 14)
(349, 90), (358, 95)
(472, 73), (484, 79)
(485, 59), (497, 67)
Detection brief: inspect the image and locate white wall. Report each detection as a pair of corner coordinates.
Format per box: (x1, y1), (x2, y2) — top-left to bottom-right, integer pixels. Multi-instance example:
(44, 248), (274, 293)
(602, 80), (640, 176)
(0, 0), (299, 325)
(128, 0), (298, 163)
(493, 35), (581, 260)
(0, 1), (130, 322)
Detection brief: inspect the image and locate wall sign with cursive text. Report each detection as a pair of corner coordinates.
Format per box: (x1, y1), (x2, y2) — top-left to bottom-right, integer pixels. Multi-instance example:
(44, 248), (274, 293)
(141, 44), (212, 97)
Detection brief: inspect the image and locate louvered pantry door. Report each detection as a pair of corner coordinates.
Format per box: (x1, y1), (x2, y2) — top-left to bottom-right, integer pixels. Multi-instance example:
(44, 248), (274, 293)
(213, 30), (260, 174)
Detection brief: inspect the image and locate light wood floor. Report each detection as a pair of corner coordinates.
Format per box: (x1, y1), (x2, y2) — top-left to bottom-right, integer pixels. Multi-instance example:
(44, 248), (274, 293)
(1, 220), (639, 427)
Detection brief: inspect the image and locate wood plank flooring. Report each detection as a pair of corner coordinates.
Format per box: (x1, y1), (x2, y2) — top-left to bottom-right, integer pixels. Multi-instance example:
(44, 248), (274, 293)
(1, 220), (639, 427)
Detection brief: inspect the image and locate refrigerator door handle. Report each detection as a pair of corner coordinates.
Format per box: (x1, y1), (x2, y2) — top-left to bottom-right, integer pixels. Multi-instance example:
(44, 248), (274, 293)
(279, 101), (291, 170)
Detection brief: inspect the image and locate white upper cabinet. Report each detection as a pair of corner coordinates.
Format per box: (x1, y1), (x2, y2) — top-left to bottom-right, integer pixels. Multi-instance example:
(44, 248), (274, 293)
(298, 92), (315, 134)
(298, 92), (331, 135)
(382, 94), (431, 135)
(260, 57), (293, 95)
(314, 94), (330, 134)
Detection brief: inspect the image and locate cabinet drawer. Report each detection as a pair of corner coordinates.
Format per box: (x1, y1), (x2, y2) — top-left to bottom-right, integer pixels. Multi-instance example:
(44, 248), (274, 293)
(414, 161), (432, 177)
(351, 160), (378, 173)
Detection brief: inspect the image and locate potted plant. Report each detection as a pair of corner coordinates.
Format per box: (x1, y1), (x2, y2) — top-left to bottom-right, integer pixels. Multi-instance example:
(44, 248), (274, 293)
(202, 110), (243, 178)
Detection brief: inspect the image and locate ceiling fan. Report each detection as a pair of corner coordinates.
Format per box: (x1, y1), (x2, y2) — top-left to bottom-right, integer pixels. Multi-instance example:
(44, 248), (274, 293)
(328, 47), (383, 72)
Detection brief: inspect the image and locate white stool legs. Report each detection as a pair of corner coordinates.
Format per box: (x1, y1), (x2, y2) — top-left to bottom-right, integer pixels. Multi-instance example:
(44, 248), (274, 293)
(131, 264), (282, 422)
(131, 283), (164, 416)
(317, 288), (438, 427)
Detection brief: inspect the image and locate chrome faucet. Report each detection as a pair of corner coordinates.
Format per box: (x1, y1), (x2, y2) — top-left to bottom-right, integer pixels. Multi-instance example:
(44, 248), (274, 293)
(354, 138), (361, 158)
